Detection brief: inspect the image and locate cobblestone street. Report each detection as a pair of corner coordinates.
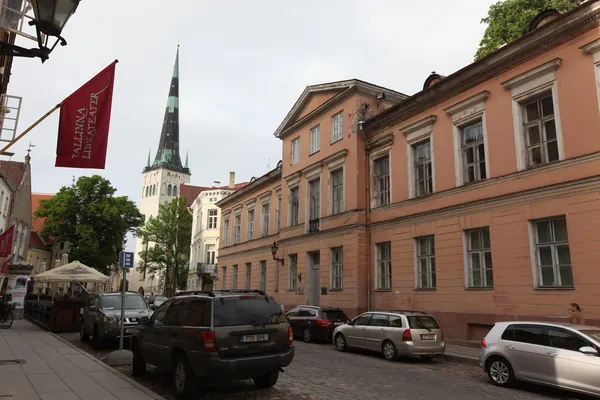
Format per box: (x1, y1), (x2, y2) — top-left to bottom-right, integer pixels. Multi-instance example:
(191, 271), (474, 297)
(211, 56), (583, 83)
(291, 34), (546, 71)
(57, 332), (591, 400)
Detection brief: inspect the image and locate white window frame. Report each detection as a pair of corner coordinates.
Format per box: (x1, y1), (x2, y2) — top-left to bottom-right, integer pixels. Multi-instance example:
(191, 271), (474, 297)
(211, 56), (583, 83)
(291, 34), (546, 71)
(304, 166), (321, 232)
(463, 228), (493, 288)
(370, 148), (391, 208)
(222, 214), (230, 246)
(402, 116), (436, 199)
(288, 254), (298, 290)
(258, 191), (271, 237)
(309, 125), (320, 155)
(375, 242), (392, 290)
(246, 208), (255, 240)
(330, 247), (343, 290)
(259, 260), (267, 292)
(415, 235), (436, 289)
(501, 58), (564, 171)
(205, 244), (216, 264)
(290, 137), (300, 165)
(528, 216), (573, 289)
(444, 91), (491, 186)
(221, 267), (227, 290)
(327, 153), (346, 216)
(331, 111), (344, 143)
(207, 209), (218, 229)
(245, 263), (251, 290)
(233, 212), (242, 244)
(232, 265), (238, 290)
(581, 39), (600, 115)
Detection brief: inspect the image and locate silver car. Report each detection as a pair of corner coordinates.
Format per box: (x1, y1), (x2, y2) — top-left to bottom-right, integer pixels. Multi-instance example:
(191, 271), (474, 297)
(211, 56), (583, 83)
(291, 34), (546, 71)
(480, 321), (600, 396)
(332, 310), (445, 361)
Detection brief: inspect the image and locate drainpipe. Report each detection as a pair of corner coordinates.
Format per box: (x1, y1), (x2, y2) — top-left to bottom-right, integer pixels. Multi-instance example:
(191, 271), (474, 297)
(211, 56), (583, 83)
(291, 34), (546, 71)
(360, 120), (372, 312)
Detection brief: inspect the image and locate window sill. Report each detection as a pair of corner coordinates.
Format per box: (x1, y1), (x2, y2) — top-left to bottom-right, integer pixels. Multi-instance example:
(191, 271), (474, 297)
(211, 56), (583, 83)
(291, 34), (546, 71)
(287, 289), (297, 293)
(309, 150), (320, 157)
(534, 286), (574, 291)
(374, 289), (392, 292)
(329, 288), (343, 292)
(414, 287), (437, 291)
(331, 138), (343, 145)
(464, 287), (494, 291)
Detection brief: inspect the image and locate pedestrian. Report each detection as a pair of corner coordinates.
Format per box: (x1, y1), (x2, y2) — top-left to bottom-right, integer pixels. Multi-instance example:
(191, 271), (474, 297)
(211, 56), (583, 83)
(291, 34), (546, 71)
(568, 303), (585, 325)
(149, 292), (155, 304)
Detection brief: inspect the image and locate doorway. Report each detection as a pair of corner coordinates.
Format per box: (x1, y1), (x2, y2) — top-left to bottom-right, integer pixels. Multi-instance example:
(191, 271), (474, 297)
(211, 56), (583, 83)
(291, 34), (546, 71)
(307, 251), (320, 306)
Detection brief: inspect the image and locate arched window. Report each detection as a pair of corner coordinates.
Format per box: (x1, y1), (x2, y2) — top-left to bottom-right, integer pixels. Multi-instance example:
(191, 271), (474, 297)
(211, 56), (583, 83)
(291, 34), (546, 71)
(168, 184), (172, 196)
(144, 186), (148, 197)
(152, 185), (156, 196)
(173, 185), (178, 196)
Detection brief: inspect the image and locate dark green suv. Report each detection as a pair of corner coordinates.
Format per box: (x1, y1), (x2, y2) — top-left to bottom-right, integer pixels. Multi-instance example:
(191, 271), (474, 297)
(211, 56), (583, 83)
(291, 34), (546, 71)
(131, 290), (295, 398)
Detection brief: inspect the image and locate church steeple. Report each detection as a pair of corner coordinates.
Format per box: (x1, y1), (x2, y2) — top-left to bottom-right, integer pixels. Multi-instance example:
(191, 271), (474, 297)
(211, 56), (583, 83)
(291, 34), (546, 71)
(146, 46), (189, 174)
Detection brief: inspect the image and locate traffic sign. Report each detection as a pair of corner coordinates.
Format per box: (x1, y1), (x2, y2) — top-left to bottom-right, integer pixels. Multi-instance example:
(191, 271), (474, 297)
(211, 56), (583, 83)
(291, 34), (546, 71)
(119, 251), (134, 269)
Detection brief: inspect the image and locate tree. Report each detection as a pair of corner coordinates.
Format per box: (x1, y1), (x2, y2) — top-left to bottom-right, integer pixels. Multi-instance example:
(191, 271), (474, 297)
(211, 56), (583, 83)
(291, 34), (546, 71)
(137, 197), (192, 295)
(475, 0), (583, 60)
(35, 175), (144, 274)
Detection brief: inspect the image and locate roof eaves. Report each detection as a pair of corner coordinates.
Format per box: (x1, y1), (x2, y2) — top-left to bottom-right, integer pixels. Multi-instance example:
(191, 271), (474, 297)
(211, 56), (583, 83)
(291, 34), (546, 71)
(216, 168), (282, 209)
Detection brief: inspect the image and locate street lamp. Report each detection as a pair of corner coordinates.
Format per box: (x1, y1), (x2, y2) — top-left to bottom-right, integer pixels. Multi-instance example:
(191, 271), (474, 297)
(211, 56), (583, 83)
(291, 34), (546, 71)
(0, 0), (81, 62)
(270, 241), (284, 266)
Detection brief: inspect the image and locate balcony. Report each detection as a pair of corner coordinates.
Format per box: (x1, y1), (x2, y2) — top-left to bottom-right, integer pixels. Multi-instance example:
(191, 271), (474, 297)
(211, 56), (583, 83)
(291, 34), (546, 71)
(0, 0), (42, 44)
(308, 218), (320, 233)
(0, 94), (22, 144)
(196, 263), (217, 276)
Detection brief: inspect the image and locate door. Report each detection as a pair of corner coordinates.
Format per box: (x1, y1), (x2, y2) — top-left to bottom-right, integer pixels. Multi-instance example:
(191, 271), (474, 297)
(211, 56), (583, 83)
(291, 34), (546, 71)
(363, 313), (389, 351)
(139, 300), (171, 366)
(502, 324), (554, 383)
(308, 252), (320, 306)
(345, 313), (371, 348)
(546, 327), (600, 395)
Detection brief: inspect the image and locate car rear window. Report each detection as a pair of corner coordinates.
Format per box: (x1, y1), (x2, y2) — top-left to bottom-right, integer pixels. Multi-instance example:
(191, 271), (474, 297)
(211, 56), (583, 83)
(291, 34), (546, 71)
(580, 330), (600, 342)
(407, 316), (440, 329)
(214, 297), (287, 327)
(321, 310), (348, 321)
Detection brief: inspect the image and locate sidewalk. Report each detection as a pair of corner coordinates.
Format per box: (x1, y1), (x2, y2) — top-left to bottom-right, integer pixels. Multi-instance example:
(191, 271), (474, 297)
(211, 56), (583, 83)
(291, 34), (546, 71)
(444, 343), (481, 364)
(0, 319), (164, 400)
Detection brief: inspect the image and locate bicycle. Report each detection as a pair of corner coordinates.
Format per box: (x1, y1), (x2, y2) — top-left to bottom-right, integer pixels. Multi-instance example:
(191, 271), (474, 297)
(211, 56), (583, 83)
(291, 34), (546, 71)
(0, 301), (14, 328)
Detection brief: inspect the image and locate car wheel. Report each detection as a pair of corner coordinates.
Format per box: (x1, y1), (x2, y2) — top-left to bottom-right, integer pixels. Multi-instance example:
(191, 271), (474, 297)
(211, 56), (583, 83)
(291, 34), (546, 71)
(302, 327), (312, 343)
(334, 334), (347, 352)
(253, 370), (279, 389)
(91, 326), (102, 349)
(80, 322), (89, 342)
(132, 341), (146, 377)
(420, 355), (435, 361)
(487, 357), (516, 387)
(382, 340), (397, 362)
(173, 353), (198, 399)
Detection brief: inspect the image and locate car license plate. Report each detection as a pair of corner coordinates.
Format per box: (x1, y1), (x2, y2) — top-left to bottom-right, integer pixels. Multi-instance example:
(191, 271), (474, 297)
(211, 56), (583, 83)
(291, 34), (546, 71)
(124, 327), (134, 334)
(421, 334), (435, 340)
(240, 334), (268, 343)
(334, 322), (343, 326)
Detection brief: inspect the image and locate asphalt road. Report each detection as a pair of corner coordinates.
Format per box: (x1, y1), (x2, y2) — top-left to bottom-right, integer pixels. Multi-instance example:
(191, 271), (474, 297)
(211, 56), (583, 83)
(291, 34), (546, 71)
(57, 332), (589, 400)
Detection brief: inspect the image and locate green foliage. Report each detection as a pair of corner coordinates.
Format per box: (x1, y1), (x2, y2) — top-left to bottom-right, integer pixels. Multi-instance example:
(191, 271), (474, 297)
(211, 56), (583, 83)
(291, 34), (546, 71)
(137, 197), (192, 294)
(475, 0), (583, 60)
(35, 175), (144, 275)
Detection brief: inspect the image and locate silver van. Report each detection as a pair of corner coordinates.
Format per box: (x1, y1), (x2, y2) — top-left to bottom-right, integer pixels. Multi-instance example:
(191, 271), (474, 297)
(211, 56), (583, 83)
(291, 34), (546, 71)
(332, 310), (445, 361)
(480, 321), (600, 396)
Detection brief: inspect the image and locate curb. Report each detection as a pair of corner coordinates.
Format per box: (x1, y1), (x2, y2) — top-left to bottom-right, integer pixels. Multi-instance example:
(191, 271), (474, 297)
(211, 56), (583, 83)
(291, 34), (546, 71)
(443, 353), (480, 366)
(50, 332), (166, 400)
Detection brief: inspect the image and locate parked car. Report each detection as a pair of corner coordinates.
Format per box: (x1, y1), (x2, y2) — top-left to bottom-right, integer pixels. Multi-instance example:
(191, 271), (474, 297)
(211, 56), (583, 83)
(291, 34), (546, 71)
(480, 321), (600, 396)
(333, 310), (445, 361)
(286, 305), (349, 343)
(131, 289), (295, 399)
(145, 294), (168, 310)
(80, 291), (153, 347)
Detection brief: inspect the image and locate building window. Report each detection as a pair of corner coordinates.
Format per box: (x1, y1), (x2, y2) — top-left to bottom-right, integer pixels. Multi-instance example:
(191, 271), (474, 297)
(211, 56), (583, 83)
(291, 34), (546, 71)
(259, 260), (267, 292)
(247, 209), (254, 240)
(168, 184), (172, 196)
(331, 169), (344, 215)
(173, 186), (178, 196)
(309, 125), (320, 155)
(207, 209), (218, 229)
(416, 236), (436, 289)
(223, 220), (230, 246)
(275, 260), (280, 292)
(275, 196), (281, 233)
(308, 179), (320, 232)
(375, 242), (391, 290)
(234, 214), (241, 244)
(466, 228), (493, 288)
(522, 94), (558, 167)
(291, 138), (300, 165)
(374, 156), (390, 207)
(205, 244), (216, 265)
(532, 217), (573, 288)
(288, 254), (298, 290)
(413, 140), (433, 197)
(245, 263), (251, 290)
(461, 120), (487, 183)
(289, 187), (299, 226)
(261, 203), (270, 237)
(331, 111), (344, 143)
(221, 267), (227, 290)
(331, 247), (343, 290)
(232, 265), (238, 290)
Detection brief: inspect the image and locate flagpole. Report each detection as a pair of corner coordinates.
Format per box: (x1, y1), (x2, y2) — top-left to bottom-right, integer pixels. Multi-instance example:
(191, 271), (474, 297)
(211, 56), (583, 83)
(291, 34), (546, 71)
(0, 104), (61, 155)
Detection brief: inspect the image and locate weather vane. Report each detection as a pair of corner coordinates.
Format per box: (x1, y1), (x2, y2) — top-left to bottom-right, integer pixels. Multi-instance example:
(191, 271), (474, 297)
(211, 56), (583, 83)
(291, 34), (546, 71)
(26, 141), (35, 155)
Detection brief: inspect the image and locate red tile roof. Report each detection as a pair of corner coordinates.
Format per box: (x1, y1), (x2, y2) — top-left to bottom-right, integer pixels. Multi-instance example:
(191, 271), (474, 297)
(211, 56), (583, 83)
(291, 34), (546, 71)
(0, 160), (26, 188)
(179, 182), (249, 207)
(32, 193), (54, 233)
(29, 231), (48, 250)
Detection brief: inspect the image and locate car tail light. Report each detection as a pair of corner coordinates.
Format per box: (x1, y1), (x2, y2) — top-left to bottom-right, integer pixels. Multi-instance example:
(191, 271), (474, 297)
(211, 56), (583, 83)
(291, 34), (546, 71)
(401, 329), (412, 341)
(316, 319), (333, 326)
(481, 338), (486, 348)
(202, 331), (216, 352)
(288, 326), (293, 345)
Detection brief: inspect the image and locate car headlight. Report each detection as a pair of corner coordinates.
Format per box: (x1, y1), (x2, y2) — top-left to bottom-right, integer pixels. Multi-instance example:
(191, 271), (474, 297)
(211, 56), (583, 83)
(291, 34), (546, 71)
(103, 315), (117, 324)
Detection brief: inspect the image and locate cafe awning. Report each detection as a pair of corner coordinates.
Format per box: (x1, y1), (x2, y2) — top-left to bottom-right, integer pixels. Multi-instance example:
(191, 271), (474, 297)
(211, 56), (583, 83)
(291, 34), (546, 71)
(34, 261), (110, 283)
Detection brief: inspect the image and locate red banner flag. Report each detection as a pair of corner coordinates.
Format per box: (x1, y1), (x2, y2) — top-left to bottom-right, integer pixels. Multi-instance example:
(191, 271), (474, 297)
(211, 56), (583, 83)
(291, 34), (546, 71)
(0, 256), (11, 274)
(55, 60), (118, 169)
(0, 224), (14, 257)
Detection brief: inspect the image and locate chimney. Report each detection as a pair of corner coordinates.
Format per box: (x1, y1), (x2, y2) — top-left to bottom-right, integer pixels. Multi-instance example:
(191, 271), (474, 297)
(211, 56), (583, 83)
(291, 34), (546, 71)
(229, 172), (235, 189)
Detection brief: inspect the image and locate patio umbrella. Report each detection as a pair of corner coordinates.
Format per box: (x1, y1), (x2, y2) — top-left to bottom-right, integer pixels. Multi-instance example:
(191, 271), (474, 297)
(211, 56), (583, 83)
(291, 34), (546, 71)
(34, 260), (110, 283)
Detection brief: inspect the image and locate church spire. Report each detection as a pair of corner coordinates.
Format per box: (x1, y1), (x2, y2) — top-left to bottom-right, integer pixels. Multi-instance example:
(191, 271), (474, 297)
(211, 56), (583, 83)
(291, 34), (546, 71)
(184, 150), (189, 169)
(146, 45), (188, 174)
(146, 149), (151, 168)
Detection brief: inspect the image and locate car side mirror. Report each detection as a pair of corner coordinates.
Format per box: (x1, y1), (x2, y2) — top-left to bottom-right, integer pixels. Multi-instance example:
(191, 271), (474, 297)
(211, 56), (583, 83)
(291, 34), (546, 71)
(347, 320), (354, 325)
(579, 346), (598, 355)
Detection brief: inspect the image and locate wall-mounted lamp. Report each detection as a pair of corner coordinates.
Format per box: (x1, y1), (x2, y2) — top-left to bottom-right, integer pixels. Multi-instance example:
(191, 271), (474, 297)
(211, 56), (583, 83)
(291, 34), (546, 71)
(270, 241), (284, 266)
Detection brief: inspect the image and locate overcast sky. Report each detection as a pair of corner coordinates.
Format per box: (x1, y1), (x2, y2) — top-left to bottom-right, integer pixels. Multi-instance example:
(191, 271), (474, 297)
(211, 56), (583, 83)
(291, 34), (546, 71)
(7, 0), (497, 250)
